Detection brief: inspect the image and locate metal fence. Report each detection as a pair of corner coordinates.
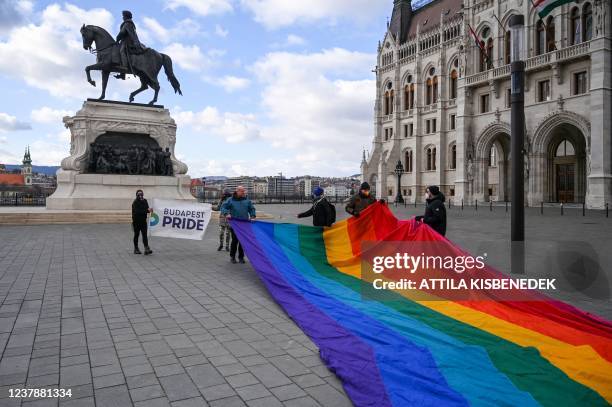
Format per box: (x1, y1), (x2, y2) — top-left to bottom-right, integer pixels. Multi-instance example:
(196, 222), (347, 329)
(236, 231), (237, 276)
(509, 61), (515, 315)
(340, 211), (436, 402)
(198, 192), (352, 206)
(0, 194), (49, 206)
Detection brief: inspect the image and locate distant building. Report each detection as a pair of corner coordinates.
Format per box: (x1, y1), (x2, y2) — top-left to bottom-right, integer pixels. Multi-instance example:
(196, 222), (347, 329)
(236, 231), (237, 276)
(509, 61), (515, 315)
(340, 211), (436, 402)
(190, 178), (205, 197)
(224, 177), (255, 194)
(325, 184), (351, 198)
(298, 177), (321, 197)
(253, 180), (268, 195)
(0, 146), (54, 199)
(266, 176), (296, 196)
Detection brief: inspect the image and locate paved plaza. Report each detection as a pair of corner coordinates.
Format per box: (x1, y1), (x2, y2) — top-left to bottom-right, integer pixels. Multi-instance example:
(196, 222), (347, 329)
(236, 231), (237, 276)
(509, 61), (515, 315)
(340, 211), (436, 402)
(0, 204), (610, 406)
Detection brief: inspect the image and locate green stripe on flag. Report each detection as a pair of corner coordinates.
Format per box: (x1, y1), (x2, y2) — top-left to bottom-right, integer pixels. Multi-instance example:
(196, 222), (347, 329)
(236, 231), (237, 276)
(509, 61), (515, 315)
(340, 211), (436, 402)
(538, 0), (573, 18)
(296, 225), (610, 407)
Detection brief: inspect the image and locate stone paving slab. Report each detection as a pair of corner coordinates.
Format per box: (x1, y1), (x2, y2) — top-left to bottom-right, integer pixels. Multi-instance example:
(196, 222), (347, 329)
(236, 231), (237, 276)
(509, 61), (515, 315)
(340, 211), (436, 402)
(1, 204), (610, 406)
(0, 220), (349, 406)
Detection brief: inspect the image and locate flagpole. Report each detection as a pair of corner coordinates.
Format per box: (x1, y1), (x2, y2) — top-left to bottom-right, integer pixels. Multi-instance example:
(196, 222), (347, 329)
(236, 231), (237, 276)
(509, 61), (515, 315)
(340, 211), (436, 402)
(468, 24), (494, 69)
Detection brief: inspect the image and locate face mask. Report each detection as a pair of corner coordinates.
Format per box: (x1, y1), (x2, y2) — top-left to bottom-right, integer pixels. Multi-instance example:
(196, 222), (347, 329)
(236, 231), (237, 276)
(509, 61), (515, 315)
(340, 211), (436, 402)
(362, 190), (370, 196)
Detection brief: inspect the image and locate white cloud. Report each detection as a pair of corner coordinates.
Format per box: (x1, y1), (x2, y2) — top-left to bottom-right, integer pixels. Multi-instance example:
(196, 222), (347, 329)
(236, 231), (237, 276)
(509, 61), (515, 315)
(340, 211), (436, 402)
(240, 0), (387, 29)
(162, 43), (210, 72)
(0, 0), (34, 34)
(173, 106), (260, 144)
(0, 135), (7, 144)
(250, 48), (375, 175)
(205, 75), (250, 92)
(31, 107), (73, 123)
(0, 112), (31, 132)
(0, 3), (115, 99)
(29, 139), (69, 166)
(271, 34), (306, 49)
(141, 17), (202, 44)
(215, 24), (228, 37)
(165, 0), (233, 16)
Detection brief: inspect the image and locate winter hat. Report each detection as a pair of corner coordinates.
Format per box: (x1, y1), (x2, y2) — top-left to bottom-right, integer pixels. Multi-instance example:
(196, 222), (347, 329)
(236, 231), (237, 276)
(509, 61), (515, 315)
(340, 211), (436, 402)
(313, 186), (324, 197)
(360, 182), (371, 191)
(426, 185), (440, 195)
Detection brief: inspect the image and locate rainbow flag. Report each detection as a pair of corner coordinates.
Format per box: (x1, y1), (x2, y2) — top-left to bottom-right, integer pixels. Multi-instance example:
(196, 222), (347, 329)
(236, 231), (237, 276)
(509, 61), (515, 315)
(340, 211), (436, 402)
(230, 203), (612, 406)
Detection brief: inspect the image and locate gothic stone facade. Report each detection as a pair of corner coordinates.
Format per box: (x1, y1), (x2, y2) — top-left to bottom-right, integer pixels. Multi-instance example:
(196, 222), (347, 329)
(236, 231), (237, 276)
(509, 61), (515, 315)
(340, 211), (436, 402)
(362, 0), (611, 208)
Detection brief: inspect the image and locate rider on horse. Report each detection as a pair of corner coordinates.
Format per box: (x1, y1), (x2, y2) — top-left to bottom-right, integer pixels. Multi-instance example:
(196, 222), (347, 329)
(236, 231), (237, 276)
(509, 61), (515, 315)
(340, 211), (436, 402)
(116, 10), (146, 80)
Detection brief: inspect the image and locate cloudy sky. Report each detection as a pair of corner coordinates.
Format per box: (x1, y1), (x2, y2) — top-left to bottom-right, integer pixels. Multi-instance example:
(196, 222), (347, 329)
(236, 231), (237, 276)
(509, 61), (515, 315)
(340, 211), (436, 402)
(0, 0), (393, 177)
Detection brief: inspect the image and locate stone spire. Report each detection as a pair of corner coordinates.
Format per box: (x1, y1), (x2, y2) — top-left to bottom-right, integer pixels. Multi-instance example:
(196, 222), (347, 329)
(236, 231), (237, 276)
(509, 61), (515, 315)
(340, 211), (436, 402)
(389, 0), (413, 44)
(22, 146), (32, 165)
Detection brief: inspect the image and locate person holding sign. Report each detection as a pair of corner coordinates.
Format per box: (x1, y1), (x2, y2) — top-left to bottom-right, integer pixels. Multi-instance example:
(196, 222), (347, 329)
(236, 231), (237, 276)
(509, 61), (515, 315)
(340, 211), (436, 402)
(221, 186), (256, 264)
(132, 189), (153, 255)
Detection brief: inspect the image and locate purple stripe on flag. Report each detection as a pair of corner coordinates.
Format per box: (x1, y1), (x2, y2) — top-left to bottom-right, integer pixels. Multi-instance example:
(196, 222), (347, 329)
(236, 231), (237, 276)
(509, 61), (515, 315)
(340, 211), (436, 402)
(231, 219), (392, 407)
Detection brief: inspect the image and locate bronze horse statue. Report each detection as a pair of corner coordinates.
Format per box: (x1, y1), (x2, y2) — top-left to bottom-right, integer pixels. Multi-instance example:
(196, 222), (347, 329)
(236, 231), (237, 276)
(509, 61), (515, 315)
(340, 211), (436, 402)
(80, 25), (182, 104)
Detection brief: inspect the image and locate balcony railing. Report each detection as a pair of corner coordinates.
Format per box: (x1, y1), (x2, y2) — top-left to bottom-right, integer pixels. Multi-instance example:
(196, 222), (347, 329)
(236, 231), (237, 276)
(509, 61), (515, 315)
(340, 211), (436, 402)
(464, 41), (591, 87)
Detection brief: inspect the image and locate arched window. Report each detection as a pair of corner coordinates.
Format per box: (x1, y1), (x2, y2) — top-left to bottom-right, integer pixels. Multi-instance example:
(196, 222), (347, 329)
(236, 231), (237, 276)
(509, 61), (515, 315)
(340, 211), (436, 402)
(486, 38), (494, 69)
(536, 20), (546, 55)
(384, 91), (390, 115)
(489, 145), (497, 167)
(432, 76), (438, 103)
(389, 90), (395, 114)
(546, 16), (556, 52)
(556, 139), (576, 157)
(405, 150), (413, 173)
(583, 3), (592, 41)
(571, 7), (581, 45)
(404, 76), (415, 110)
(450, 144), (457, 169)
(425, 68), (437, 105)
(426, 147), (437, 171)
(450, 70), (458, 99)
(479, 39), (487, 72)
(504, 30), (511, 64)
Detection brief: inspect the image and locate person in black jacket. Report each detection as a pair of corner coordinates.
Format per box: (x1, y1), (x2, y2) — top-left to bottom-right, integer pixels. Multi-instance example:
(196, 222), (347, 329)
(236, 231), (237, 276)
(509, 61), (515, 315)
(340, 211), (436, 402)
(132, 189), (153, 255)
(297, 187), (336, 227)
(415, 185), (447, 236)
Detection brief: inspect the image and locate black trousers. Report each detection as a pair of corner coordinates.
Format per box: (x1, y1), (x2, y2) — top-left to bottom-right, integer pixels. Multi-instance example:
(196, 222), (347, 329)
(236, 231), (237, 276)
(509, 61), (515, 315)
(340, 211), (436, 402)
(133, 221), (149, 248)
(230, 229), (244, 259)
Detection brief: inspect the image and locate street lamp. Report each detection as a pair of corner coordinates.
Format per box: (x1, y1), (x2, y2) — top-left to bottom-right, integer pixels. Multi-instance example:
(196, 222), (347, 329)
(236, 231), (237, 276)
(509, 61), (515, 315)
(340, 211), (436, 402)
(394, 159), (404, 204)
(510, 15), (525, 273)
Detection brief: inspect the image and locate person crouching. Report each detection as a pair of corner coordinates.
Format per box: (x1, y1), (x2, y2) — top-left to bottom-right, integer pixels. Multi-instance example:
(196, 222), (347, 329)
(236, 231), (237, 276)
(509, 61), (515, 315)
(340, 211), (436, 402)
(415, 185), (447, 236)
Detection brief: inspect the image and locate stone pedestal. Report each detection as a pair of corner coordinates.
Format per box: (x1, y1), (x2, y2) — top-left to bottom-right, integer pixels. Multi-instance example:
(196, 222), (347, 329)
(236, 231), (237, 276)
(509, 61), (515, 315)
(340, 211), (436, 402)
(47, 100), (195, 210)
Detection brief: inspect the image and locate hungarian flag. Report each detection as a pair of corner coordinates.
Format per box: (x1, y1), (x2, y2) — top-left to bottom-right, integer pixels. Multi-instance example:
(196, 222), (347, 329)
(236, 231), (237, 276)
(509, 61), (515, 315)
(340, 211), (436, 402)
(468, 25), (491, 67)
(533, 0), (573, 18)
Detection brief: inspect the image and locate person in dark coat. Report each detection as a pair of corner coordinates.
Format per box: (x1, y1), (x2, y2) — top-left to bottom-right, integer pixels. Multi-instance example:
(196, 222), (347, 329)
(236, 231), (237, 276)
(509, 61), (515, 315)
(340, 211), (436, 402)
(345, 182), (378, 217)
(297, 187), (336, 227)
(217, 189), (232, 251)
(416, 185), (447, 236)
(132, 189), (153, 254)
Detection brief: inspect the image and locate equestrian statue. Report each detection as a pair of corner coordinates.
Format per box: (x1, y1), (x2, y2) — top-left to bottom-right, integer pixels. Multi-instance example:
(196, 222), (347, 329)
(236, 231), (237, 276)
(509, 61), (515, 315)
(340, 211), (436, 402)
(80, 10), (182, 105)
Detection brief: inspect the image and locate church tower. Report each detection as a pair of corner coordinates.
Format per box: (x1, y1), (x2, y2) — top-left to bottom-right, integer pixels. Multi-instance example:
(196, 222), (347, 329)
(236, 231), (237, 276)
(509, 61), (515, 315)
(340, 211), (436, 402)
(389, 0), (413, 44)
(22, 146), (32, 186)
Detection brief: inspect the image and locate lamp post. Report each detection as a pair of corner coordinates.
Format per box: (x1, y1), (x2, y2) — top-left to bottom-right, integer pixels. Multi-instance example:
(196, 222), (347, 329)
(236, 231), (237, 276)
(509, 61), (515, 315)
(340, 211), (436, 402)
(510, 15), (525, 273)
(394, 160), (404, 204)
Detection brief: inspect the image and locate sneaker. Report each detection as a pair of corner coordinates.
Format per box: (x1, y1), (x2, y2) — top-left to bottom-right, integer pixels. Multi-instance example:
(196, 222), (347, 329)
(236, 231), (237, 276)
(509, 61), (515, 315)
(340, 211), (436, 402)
(144, 247), (153, 255)
(238, 258), (246, 264)
(217, 245), (223, 251)
(134, 248), (142, 254)
(230, 257), (237, 264)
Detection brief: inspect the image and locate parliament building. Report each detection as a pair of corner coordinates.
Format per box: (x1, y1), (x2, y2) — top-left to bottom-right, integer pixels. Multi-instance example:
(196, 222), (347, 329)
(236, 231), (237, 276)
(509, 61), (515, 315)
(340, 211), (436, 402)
(361, 0), (611, 208)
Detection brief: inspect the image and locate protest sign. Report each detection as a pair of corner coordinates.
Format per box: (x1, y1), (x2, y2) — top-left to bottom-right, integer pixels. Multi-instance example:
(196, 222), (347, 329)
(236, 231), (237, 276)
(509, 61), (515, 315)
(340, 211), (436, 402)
(150, 199), (212, 240)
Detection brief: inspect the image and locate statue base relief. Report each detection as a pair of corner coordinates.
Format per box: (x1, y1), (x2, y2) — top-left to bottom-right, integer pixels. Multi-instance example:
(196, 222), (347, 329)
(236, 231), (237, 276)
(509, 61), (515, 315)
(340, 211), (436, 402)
(46, 100), (195, 211)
